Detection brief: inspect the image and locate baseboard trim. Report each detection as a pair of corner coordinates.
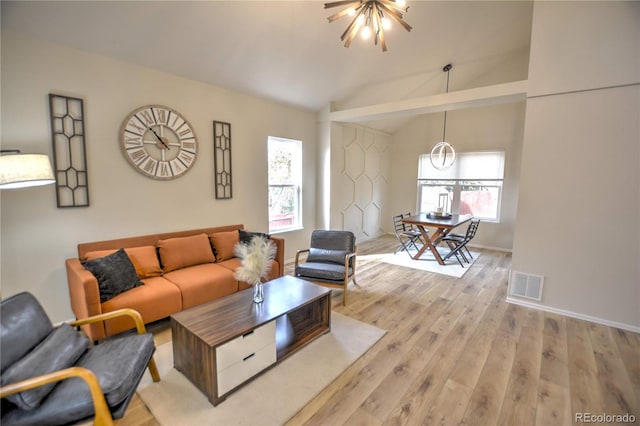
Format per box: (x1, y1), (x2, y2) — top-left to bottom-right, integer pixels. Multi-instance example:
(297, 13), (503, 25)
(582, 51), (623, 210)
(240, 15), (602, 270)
(506, 296), (640, 333)
(466, 243), (512, 253)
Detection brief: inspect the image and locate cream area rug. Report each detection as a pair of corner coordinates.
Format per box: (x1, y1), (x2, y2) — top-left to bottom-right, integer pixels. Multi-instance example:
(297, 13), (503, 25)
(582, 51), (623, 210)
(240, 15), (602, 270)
(362, 246), (480, 278)
(136, 312), (385, 426)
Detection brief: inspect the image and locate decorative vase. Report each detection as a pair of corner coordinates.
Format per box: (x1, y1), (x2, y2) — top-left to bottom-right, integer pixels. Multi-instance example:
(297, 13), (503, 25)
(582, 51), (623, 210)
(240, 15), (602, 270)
(253, 282), (264, 304)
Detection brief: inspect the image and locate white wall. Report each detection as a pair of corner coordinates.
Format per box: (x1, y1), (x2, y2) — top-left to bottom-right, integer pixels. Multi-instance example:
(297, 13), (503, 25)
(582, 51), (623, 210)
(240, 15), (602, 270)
(330, 124), (391, 241)
(0, 31), (318, 322)
(511, 1), (640, 330)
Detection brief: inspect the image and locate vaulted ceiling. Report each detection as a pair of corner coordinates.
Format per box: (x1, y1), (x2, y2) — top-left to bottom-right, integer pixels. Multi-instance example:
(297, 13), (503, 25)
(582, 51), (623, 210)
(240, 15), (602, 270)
(2, 0), (533, 131)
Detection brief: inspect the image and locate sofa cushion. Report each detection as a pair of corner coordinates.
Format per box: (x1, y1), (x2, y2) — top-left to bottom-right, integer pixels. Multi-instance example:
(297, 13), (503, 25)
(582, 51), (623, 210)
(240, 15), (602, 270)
(157, 233), (215, 272)
(1, 324), (89, 410)
(164, 263), (238, 309)
(85, 246), (162, 279)
(209, 230), (240, 262)
(101, 277), (182, 337)
(82, 248), (142, 303)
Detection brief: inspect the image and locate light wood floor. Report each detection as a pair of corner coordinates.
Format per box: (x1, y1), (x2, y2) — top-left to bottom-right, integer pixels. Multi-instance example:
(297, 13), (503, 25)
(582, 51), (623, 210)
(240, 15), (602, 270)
(118, 234), (639, 425)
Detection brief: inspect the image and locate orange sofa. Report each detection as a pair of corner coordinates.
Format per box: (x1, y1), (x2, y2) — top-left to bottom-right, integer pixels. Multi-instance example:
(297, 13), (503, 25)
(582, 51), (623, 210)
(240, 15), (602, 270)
(65, 224), (284, 341)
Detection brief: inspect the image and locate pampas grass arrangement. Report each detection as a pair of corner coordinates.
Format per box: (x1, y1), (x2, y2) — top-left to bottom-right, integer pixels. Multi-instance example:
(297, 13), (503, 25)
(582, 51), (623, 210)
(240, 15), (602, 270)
(234, 236), (277, 285)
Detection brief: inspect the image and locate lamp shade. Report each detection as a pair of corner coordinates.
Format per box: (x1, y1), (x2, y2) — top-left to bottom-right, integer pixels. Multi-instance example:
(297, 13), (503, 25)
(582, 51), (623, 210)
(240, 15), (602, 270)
(0, 154), (56, 189)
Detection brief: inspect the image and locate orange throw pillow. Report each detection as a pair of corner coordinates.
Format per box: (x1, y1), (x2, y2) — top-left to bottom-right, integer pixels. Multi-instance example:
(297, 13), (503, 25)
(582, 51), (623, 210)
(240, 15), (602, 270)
(85, 246), (162, 279)
(157, 234), (216, 272)
(209, 231), (240, 262)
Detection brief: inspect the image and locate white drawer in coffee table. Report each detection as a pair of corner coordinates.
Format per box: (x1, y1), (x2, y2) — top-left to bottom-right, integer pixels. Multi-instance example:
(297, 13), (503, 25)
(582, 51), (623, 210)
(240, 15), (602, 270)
(217, 342), (276, 395)
(216, 320), (276, 372)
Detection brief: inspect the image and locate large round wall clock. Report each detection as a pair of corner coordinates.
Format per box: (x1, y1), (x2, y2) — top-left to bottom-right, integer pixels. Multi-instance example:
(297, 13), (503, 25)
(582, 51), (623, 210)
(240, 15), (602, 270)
(120, 105), (198, 180)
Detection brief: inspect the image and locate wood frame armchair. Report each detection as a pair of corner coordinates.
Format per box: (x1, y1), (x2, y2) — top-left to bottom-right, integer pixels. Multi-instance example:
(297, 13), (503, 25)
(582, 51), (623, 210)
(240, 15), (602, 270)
(294, 230), (358, 305)
(68, 308), (160, 382)
(1, 295), (160, 426)
(1, 367), (114, 426)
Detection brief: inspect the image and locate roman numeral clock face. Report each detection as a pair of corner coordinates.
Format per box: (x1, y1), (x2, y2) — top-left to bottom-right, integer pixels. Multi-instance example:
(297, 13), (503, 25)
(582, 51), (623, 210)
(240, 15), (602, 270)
(120, 105), (198, 180)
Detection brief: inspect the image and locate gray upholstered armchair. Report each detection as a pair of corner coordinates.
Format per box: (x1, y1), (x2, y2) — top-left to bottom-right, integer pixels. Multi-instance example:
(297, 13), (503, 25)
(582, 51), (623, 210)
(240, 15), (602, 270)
(0, 292), (160, 426)
(294, 230), (357, 305)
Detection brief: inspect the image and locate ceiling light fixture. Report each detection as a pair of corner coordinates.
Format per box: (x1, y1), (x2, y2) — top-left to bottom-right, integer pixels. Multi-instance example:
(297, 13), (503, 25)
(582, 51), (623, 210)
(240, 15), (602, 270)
(324, 0), (412, 52)
(430, 64), (456, 170)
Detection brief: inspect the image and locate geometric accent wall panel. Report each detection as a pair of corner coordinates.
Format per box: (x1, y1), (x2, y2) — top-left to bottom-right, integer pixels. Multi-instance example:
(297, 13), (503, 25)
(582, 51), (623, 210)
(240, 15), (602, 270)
(49, 94), (90, 207)
(355, 176), (373, 209)
(332, 125), (391, 241)
(213, 121), (232, 199)
(345, 142), (365, 179)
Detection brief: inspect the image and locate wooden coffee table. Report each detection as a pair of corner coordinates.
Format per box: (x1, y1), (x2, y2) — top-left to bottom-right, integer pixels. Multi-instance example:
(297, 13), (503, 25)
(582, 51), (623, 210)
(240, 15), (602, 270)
(171, 275), (332, 405)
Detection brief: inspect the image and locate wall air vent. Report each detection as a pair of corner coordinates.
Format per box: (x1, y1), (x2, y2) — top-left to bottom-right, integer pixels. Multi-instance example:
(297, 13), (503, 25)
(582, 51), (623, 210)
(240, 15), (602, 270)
(509, 271), (544, 301)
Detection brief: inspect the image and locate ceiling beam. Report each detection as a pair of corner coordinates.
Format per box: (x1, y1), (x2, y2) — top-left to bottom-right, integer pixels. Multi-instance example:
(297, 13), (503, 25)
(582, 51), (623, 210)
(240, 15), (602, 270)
(327, 80), (528, 123)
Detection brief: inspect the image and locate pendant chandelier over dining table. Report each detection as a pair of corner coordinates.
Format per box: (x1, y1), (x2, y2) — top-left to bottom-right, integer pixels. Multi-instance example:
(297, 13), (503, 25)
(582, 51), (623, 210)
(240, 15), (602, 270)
(324, 0), (412, 52)
(430, 63), (456, 170)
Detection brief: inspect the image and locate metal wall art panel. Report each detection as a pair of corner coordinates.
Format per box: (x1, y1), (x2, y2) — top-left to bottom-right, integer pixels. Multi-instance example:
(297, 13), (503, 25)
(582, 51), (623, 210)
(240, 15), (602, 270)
(213, 121), (232, 199)
(49, 94), (90, 207)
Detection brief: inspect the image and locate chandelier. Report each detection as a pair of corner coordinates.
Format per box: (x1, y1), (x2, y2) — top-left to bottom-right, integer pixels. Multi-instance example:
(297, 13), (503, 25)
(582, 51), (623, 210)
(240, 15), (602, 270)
(430, 64), (456, 170)
(324, 0), (412, 52)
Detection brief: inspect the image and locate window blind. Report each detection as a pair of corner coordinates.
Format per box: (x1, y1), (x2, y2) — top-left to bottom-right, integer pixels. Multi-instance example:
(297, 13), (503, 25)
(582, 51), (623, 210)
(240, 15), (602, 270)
(418, 151), (505, 180)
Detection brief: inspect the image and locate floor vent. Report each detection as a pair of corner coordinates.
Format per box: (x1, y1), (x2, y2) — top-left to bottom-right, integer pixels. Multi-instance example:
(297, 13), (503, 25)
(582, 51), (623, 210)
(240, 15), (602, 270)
(509, 271), (544, 301)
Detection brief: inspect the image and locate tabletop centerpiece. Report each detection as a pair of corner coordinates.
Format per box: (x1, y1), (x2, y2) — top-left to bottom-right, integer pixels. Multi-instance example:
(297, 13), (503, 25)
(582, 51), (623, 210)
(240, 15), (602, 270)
(234, 236), (277, 303)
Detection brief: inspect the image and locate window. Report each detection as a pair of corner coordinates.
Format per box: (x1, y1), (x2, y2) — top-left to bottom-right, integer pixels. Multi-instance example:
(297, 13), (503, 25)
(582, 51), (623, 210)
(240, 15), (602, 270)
(417, 151), (505, 221)
(268, 136), (302, 233)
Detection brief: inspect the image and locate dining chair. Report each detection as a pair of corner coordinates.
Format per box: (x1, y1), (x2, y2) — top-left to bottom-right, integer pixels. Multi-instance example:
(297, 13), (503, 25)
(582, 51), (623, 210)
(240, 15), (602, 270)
(392, 214), (423, 255)
(402, 212), (427, 246)
(441, 219), (480, 267)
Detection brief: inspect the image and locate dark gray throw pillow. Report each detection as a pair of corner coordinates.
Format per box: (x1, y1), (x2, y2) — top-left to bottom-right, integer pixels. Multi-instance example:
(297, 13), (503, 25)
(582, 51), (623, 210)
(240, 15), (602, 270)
(239, 230), (271, 245)
(82, 248), (142, 303)
(1, 324), (89, 410)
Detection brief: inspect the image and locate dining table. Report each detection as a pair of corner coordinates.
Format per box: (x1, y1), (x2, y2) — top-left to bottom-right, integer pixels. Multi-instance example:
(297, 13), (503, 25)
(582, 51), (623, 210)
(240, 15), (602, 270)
(401, 213), (473, 265)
